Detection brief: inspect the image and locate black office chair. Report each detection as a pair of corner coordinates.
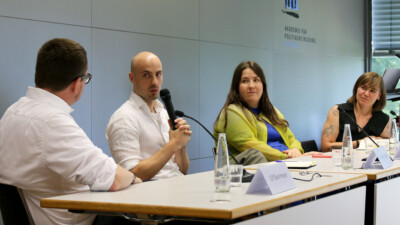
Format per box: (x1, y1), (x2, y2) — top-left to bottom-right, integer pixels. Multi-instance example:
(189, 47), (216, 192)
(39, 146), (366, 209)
(301, 140), (319, 152)
(0, 183), (34, 225)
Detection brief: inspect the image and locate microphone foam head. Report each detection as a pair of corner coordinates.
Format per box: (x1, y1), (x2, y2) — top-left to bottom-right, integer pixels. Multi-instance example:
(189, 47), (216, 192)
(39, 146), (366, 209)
(160, 88), (171, 100)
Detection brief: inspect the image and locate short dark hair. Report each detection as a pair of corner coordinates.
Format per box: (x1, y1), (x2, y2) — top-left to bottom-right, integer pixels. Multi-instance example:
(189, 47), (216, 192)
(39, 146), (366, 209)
(215, 61), (288, 129)
(35, 38), (87, 92)
(347, 72), (386, 111)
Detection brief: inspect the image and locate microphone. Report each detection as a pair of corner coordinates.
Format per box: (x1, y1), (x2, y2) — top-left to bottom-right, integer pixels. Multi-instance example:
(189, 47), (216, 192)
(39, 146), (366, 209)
(337, 105), (380, 147)
(390, 111), (399, 124)
(160, 89), (177, 130)
(175, 110), (254, 182)
(337, 106), (394, 162)
(390, 110), (397, 117)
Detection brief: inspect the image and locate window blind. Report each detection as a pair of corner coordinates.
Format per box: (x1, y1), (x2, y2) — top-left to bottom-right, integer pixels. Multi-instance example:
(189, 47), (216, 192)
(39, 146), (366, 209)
(372, 0), (400, 56)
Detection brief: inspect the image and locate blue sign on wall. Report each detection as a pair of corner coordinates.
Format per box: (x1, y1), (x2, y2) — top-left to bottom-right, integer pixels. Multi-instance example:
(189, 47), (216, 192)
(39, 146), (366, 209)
(285, 0), (298, 11)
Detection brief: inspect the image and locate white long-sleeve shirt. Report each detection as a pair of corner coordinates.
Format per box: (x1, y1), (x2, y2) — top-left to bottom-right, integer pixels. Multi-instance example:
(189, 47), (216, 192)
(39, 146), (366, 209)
(0, 87), (117, 225)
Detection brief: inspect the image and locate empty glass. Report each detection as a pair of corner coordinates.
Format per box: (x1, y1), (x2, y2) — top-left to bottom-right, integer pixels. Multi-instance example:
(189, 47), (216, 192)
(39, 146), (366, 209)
(229, 165), (243, 187)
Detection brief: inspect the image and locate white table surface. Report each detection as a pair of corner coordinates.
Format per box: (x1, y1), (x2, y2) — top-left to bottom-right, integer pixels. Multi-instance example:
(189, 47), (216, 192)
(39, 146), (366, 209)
(41, 170), (367, 220)
(245, 150), (400, 225)
(247, 151), (400, 180)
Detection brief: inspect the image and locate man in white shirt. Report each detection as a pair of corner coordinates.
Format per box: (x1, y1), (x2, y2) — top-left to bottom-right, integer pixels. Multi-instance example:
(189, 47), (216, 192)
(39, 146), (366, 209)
(106, 51), (191, 181)
(0, 38), (140, 225)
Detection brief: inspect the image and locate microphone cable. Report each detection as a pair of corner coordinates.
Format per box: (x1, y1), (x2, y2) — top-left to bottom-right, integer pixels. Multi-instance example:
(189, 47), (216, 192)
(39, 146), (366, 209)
(293, 172), (324, 182)
(175, 110), (241, 165)
(337, 106), (380, 147)
(175, 110), (254, 182)
(337, 105), (394, 161)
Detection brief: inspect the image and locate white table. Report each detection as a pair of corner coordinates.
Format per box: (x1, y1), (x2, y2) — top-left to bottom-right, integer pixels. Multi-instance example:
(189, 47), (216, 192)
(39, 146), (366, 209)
(256, 151), (400, 225)
(41, 170), (367, 224)
(280, 151), (400, 180)
(236, 186), (366, 225)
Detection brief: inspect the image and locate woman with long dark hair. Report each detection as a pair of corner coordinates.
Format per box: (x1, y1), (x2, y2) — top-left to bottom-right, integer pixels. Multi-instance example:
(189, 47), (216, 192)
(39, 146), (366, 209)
(214, 61), (314, 162)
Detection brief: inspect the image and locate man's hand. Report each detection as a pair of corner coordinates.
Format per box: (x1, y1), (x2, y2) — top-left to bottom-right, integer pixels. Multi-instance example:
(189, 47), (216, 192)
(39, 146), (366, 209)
(169, 118), (191, 149)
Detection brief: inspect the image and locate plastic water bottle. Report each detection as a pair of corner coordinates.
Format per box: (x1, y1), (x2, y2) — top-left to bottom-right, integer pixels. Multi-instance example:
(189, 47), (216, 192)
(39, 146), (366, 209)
(389, 119), (398, 155)
(341, 124), (354, 169)
(214, 133), (230, 192)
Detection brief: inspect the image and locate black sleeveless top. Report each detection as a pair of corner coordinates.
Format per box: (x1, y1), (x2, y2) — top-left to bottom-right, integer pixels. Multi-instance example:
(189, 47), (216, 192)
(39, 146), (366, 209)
(335, 103), (389, 142)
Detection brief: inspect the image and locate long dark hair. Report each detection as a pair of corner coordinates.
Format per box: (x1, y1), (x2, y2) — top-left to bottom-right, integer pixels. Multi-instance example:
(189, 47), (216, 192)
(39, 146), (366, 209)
(214, 61), (288, 129)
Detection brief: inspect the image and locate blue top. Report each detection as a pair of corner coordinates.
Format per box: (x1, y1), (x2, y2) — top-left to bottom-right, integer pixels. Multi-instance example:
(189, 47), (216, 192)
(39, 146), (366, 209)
(250, 108), (289, 152)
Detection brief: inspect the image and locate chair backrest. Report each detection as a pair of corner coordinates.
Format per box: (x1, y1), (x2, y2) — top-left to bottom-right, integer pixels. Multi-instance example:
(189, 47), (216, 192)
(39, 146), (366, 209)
(382, 68), (400, 93)
(0, 183), (34, 225)
(301, 140), (319, 152)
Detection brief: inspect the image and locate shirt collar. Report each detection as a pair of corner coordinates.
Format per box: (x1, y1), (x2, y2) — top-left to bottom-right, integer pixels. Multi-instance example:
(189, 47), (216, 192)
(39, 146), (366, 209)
(26, 86), (73, 113)
(129, 92), (164, 113)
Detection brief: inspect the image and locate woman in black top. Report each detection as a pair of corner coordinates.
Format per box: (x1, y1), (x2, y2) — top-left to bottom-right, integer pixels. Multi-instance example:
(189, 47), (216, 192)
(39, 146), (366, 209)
(321, 72), (391, 152)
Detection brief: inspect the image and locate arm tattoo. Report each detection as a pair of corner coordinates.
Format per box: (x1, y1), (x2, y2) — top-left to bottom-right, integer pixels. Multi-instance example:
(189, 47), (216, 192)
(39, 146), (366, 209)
(332, 108), (339, 117)
(322, 125), (336, 137)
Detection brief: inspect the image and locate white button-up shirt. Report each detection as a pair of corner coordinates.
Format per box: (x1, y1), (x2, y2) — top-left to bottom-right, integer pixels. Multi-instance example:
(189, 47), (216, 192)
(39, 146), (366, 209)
(106, 92), (183, 180)
(0, 87), (117, 225)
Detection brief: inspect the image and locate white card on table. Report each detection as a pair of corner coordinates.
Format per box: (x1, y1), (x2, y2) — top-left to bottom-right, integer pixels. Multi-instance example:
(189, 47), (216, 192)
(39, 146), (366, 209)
(394, 145), (400, 160)
(363, 146), (393, 169)
(246, 162), (296, 195)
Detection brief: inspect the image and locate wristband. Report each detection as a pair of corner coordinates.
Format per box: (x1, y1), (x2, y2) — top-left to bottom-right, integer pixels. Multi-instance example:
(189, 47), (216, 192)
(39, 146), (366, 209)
(356, 140), (359, 148)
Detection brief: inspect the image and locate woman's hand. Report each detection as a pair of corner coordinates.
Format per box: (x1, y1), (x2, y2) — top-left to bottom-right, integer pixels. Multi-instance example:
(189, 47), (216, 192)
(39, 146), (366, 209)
(302, 151), (323, 156)
(282, 148), (302, 158)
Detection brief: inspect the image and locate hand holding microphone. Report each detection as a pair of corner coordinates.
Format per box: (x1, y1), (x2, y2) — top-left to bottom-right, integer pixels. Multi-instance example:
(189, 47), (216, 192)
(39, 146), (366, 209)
(160, 89), (191, 148)
(174, 118), (192, 136)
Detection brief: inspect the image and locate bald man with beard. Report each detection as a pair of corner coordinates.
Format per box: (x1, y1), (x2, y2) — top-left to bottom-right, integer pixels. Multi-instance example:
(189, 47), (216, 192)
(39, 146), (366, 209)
(106, 52), (191, 181)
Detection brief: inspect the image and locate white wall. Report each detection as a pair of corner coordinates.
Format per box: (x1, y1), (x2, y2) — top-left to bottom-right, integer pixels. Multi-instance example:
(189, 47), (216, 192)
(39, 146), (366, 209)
(0, 0), (364, 174)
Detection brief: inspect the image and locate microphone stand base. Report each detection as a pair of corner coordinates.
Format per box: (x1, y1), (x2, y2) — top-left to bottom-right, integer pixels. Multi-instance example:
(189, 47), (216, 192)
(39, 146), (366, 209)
(242, 171), (254, 183)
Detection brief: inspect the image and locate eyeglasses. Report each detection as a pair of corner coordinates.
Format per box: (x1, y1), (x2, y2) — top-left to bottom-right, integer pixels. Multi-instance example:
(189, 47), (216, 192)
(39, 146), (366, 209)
(71, 73), (92, 84)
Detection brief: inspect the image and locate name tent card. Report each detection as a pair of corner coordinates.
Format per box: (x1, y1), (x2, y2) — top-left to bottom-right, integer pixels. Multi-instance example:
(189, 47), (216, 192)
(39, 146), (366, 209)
(394, 145), (400, 160)
(363, 146), (393, 169)
(246, 162), (296, 195)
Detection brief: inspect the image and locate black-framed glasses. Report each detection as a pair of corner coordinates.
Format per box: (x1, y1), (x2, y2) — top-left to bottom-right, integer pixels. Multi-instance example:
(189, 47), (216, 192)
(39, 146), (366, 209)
(71, 73), (92, 84)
